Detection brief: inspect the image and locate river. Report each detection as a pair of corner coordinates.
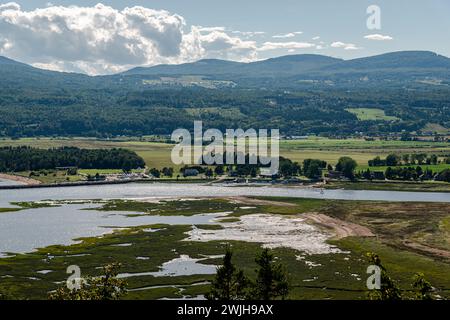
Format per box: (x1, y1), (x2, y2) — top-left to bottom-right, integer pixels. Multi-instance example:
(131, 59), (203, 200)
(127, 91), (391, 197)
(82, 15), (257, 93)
(0, 182), (448, 257)
(0, 182), (449, 207)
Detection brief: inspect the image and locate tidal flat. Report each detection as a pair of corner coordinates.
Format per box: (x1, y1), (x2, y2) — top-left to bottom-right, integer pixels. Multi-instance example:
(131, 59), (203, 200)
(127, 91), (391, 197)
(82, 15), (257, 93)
(0, 196), (449, 300)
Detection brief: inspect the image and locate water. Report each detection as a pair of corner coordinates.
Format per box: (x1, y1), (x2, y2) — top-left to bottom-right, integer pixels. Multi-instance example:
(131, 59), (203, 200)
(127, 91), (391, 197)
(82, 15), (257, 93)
(0, 182), (448, 256)
(0, 203), (226, 256)
(0, 182), (449, 207)
(118, 255), (217, 278)
(0, 178), (23, 187)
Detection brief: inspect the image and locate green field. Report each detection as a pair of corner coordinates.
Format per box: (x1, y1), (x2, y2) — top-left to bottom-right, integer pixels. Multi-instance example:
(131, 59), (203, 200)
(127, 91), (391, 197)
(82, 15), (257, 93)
(346, 108), (399, 121)
(1, 137), (449, 169)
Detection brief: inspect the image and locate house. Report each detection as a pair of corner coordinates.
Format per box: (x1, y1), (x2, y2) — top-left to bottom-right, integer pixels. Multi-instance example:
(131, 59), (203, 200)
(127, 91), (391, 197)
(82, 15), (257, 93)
(325, 170), (344, 179)
(373, 171), (385, 180)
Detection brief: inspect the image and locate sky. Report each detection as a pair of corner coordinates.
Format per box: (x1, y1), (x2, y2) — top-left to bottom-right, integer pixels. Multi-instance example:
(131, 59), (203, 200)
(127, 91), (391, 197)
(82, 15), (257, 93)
(0, 0), (449, 75)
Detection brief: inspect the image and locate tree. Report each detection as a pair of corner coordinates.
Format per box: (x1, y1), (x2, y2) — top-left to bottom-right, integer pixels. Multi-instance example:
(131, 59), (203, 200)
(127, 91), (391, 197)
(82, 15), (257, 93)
(205, 168), (214, 179)
(303, 159), (324, 179)
(149, 168), (161, 178)
(214, 165), (224, 176)
(206, 248), (249, 300)
(430, 154), (438, 165)
(251, 249), (289, 300)
(336, 157), (358, 180)
(49, 263), (127, 300)
(412, 273), (434, 300)
(366, 253), (402, 300)
(402, 154), (410, 165)
(363, 169), (372, 180)
(162, 167), (174, 177)
(385, 154), (399, 166)
(436, 169), (450, 182)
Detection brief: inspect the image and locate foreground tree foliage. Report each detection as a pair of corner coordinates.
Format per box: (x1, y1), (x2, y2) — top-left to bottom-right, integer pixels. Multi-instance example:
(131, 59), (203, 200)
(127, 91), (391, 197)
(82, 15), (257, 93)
(208, 248), (289, 300)
(366, 253), (435, 300)
(49, 263), (127, 300)
(206, 248), (250, 300)
(252, 249), (289, 300)
(412, 273), (434, 300)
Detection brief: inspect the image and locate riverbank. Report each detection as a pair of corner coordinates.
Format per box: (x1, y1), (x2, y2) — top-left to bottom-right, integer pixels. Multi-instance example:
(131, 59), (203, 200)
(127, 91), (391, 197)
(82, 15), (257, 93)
(0, 173), (41, 186)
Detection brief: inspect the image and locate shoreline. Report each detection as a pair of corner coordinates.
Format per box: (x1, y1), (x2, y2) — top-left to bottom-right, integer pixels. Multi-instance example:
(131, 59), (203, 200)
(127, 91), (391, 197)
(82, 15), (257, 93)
(0, 175), (449, 193)
(0, 173), (41, 186)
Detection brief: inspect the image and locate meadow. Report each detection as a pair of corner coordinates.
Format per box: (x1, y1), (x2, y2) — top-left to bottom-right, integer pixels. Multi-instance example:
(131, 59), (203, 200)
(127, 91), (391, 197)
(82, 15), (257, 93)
(1, 137), (449, 171)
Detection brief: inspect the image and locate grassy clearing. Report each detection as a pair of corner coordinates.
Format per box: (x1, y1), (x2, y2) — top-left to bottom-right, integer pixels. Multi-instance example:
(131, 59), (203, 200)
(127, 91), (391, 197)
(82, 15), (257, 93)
(14, 171), (82, 184)
(345, 108), (399, 121)
(422, 123), (449, 134)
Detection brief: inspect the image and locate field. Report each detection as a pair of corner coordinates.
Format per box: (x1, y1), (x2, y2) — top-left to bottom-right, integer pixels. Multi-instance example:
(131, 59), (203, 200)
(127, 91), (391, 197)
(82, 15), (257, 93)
(1, 137), (449, 170)
(0, 197), (449, 300)
(345, 108), (399, 121)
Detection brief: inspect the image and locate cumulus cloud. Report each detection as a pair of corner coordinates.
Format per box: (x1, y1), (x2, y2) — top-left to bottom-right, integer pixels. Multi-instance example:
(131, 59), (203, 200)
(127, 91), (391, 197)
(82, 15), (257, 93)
(331, 41), (361, 50)
(0, 3), (260, 74)
(364, 34), (393, 41)
(0, 3), (361, 75)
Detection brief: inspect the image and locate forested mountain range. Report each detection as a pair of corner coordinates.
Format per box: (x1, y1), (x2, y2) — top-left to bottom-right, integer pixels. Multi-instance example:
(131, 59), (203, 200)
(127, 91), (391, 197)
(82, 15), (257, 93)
(0, 51), (449, 137)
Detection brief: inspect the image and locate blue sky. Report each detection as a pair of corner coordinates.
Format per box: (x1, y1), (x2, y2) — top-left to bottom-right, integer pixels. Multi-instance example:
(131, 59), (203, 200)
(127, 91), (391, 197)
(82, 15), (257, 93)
(1, 1), (449, 74)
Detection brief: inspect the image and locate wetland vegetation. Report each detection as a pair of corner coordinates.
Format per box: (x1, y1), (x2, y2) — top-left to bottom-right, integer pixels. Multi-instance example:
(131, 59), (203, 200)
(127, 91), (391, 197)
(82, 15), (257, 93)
(0, 196), (449, 300)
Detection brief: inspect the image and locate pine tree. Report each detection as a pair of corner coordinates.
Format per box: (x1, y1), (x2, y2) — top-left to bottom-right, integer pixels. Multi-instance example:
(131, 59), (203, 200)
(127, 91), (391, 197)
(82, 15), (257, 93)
(206, 248), (249, 300)
(251, 249), (289, 300)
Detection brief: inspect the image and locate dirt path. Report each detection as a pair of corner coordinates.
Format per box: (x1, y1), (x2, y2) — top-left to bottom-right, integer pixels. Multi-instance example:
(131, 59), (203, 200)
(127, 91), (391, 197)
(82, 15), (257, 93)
(402, 240), (450, 260)
(225, 196), (297, 207)
(305, 213), (374, 239)
(0, 173), (41, 185)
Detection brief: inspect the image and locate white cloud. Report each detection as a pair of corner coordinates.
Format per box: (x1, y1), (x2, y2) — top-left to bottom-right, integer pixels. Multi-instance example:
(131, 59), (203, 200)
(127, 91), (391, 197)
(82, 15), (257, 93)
(0, 3), (260, 74)
(231, 30), (265, 37)
(312, 36), (320, 40)
(258, 41), (314, 51)
(272, 31), (302, 39)
(364, 34), (393, 41)
(0, 2), (20, 11)
(331, 41), (361, 50)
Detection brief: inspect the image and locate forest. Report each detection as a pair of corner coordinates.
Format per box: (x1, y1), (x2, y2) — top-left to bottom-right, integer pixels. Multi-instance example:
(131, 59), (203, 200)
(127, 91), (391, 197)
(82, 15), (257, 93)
(0, 146), (145, 172)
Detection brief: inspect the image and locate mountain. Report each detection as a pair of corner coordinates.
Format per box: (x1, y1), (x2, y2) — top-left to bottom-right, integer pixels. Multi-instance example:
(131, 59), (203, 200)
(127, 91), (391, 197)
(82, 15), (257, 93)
(123, 54), (343, 77)
(1, 51), (449, 90)
(124, 59), (244, 76)
(0, 56), (99, 90)
(0, 56), (26, 66)
(120, 51), (450, 88)
(321, 51), (450, 72)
